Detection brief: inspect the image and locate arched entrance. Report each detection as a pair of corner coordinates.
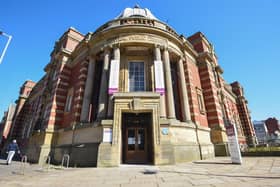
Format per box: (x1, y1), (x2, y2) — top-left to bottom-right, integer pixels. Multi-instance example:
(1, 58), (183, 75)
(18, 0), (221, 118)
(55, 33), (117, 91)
(122, 112), (153, 164)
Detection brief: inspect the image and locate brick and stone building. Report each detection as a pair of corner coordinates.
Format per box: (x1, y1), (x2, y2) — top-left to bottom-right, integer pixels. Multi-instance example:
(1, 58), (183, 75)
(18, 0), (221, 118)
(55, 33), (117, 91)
(264, 117), (280, 145)
(4, 6), (256, 166)
(253, 120), (268, 145)
(0, 104), (16, 149)
(265, 118), (280, 135)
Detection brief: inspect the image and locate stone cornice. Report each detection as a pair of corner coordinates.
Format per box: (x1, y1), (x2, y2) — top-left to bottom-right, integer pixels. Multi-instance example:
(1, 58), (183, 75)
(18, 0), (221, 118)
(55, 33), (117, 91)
(197, 52), (215, 63)
(113, 92), (160, 99)
(215, 65), (224, 74)
(223, 86), (237, 101)
(89, 21), (197, 58)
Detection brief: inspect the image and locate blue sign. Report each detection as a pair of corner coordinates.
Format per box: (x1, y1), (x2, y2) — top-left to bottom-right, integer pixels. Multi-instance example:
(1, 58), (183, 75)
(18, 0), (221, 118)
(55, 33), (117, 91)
(161, 128), (169, 135)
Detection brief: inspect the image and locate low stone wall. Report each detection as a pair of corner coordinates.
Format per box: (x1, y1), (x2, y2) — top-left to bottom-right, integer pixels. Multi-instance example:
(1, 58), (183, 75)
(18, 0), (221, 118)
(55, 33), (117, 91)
(52, 143), (100, 167)
(161, 122), (214, 164)
(53, 125), (102, 167)
(242, 151), (280, 157)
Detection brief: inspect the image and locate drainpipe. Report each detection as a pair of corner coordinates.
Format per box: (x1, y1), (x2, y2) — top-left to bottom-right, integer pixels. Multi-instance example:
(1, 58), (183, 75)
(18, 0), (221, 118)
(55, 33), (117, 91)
(194, 122), (203, 160)
(70, 122), (77, 165)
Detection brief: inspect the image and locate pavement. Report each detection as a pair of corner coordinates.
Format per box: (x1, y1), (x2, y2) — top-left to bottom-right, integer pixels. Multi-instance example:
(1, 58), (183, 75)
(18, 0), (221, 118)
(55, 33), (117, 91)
(0, 157), (279, 187)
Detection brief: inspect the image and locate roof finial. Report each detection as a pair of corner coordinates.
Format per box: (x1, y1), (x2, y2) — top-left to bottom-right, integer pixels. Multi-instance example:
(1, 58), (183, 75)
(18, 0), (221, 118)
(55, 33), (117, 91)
(134, 4), (140, 8)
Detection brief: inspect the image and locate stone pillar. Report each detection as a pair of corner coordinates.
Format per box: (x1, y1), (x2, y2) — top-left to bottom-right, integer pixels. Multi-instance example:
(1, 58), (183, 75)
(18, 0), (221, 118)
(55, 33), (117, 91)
(177, 58), (191, 122)
(97, 48), (110, 119)
(80, 57), (95, 122)
(107, 46), (120, 118)
(154, 45), (166, 118)
(163, 48), (176, 119)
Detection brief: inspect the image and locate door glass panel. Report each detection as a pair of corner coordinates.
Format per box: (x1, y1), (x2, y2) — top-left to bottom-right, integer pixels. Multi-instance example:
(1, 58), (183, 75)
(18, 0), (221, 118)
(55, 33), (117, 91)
(138, 128), (145, 151)
(127, 129), (135, 151)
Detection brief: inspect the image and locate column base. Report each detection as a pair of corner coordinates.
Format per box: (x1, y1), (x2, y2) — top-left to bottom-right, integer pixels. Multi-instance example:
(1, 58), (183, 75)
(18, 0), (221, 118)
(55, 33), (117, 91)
(209, 127), (229, 156)
(97, 143), (119, 167)
(246, 136), (257, 147)
(214, 143), (230, 156)
(26, 130), (57, 165)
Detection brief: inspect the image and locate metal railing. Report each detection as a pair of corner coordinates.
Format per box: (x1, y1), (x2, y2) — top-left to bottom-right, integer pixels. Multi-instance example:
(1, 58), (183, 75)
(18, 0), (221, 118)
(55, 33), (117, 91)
(61, 154), (70, 169)
(20, 155), (28, 175)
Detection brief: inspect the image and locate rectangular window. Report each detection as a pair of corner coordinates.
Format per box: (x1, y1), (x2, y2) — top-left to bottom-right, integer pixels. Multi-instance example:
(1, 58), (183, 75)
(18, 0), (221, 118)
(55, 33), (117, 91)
(52, 70), (57, 81)
(196, 88), (206, 114)
(65, 88), (73, 112)
(128, 62), (145, 92)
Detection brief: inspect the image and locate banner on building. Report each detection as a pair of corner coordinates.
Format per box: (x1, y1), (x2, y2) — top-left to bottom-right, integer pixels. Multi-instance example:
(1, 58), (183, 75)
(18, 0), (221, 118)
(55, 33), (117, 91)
(108, 60), (120, 94)
(225, 123), (242, 164)
(154, 60), (165, 95)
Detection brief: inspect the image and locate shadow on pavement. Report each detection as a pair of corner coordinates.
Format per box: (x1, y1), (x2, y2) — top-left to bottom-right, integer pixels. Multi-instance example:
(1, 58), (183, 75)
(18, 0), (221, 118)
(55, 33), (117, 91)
(160, 170), (280, 179)
(193, 161), (233, 165)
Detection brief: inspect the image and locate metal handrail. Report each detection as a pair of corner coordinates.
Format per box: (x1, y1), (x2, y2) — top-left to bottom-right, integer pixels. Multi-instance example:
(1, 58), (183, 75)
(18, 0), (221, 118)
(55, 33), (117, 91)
(61, 154), (70, 168)
(20, 155), (28, 175)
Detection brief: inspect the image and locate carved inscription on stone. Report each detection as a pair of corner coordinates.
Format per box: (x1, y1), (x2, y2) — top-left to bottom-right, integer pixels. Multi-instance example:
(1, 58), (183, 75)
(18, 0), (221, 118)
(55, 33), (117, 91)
(117, 34), (165, 45)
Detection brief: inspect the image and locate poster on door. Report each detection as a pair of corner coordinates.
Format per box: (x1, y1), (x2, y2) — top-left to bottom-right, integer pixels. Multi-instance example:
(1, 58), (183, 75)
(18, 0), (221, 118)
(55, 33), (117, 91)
(225, 123), (242, 164)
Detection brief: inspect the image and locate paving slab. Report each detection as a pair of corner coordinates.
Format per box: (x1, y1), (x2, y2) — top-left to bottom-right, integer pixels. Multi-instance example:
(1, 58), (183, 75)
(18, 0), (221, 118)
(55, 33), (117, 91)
(0, 157), (279, 187)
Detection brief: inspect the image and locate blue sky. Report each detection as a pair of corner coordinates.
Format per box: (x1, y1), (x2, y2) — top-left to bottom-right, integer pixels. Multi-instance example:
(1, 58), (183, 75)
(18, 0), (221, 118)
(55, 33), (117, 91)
(0, 0), (279, 121)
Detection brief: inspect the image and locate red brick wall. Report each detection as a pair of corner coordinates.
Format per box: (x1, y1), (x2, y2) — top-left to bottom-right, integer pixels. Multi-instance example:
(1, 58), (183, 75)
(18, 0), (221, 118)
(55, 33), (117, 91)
(61, 60), (87, 127)
(231, 82), (256, 141)
(187, 32), (210, 53)
(11, 81), (36, 139)
(198, 61), (224, 129)
(223, 90), (246, 144)
(44, 62), (70, 128)
(184, 56), (208, 127)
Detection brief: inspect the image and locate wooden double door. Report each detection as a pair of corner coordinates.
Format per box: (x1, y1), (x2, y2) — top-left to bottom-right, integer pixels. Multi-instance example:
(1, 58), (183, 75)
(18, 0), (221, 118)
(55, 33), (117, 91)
(122, 113), (153, 164)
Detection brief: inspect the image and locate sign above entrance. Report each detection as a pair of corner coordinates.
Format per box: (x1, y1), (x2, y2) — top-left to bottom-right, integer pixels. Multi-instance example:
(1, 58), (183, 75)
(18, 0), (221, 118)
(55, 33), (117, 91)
(108, 60), (120, 94)
(154, 60), (165, 95)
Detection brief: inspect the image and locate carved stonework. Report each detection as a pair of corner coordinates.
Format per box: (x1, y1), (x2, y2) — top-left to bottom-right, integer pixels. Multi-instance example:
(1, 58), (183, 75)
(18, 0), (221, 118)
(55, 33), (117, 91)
(112, 93), (161, 146)
(130, 98), (142, 111)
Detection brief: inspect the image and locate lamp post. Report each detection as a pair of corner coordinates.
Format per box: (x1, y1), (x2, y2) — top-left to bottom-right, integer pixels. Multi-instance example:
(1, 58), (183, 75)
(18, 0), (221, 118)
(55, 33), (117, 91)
(0, 30), (12, 64)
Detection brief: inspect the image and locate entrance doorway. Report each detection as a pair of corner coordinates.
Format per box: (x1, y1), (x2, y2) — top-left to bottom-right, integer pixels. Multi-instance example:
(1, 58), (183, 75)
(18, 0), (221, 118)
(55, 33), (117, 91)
(122, 113), (153, 164)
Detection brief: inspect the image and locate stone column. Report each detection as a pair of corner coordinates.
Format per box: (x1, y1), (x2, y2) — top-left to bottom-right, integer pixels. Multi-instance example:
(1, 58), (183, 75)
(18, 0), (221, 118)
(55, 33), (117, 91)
(154, 45), (166, 118)
(97, 48), (110, 119)
(163, 48), (176, 119)
(107, 46), (120, 118)
(80, 56), (95, 122)
(177, 58), (191, 122)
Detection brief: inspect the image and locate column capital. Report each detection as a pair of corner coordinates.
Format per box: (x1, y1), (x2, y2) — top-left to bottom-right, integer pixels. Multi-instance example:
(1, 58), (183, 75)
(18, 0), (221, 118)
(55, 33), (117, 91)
(179, 55), (184, 61)
(154, 45), (161, 61)
(99, 46), (111, 60)
(101, 45), (111, 53)
(87, 55), (96, 63)
(163, 45), (169, 51)
(112, 43), (120, 49)
(183, 50), (192, 61)
(113, 46), (120, 60)
(154, 44), (161, 49)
